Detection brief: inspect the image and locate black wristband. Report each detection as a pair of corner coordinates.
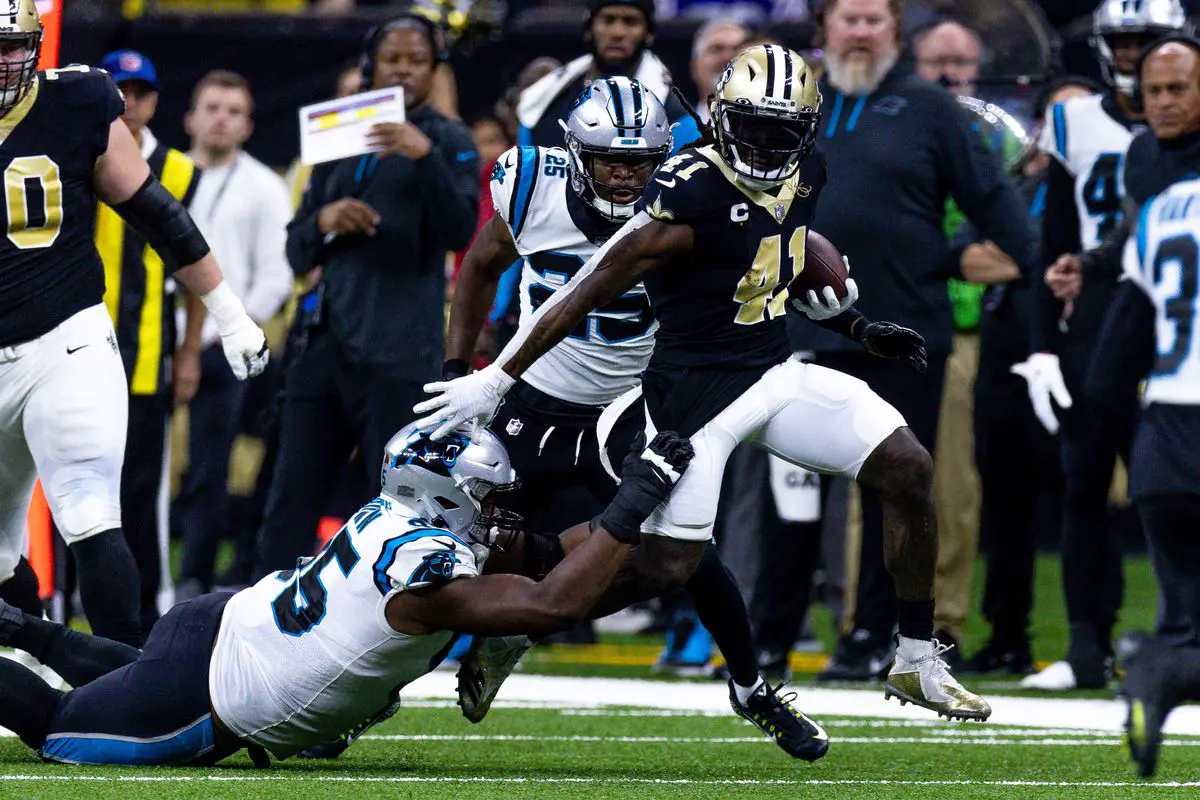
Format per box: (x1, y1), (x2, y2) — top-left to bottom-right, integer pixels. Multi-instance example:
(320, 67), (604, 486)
(592, 512), (641, 545)
(442, 358), (470, 381)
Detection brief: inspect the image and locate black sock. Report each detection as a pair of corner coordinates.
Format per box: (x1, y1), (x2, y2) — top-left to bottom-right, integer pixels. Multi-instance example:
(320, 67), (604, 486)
(70, 529), (143, 647)
(0, 557), (43, 616)
(8, 613), (139, 688)
(0, 657), (64, 750)
(897, 599), (935, 642)
(687, 543), (759, 687)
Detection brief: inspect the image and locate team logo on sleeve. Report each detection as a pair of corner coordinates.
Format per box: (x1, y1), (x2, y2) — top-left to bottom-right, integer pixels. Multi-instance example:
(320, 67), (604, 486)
(408, 547), (462, 587)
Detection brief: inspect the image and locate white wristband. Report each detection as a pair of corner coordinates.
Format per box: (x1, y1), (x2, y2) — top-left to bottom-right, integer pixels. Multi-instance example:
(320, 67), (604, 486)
(200, 281), (248, 334)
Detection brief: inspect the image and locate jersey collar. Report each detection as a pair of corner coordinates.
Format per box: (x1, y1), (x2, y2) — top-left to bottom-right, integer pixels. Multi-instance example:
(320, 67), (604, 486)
(694, 144), (803, 222)
(0, 76), (39, 145)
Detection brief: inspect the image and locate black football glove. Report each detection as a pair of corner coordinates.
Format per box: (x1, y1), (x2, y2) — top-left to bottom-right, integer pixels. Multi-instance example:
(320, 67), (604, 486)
(596, 431), (694, 543)
(859, 321), (928, 373)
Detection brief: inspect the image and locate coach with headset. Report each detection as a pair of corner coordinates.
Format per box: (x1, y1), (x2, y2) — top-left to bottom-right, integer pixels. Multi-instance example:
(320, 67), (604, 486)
(258, 14), (480, 575)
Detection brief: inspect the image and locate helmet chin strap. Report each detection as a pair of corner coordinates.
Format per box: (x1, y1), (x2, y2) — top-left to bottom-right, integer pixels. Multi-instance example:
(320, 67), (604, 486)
(591, 193), (637, 220)
(1114, 72), (1137, 97)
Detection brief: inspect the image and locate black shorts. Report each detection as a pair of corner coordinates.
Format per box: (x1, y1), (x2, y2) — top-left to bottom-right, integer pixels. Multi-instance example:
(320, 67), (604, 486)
(491, 381), (622, 530)
(40, 592), (233, 765)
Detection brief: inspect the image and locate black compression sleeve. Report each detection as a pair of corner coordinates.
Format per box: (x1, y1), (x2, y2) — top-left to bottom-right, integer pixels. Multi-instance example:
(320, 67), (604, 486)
(811, 306), (867, 341)
(112, 174), (211, 272)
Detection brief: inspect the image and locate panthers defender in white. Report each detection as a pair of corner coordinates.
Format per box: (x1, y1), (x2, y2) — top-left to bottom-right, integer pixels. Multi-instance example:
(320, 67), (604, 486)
(420, 46), (991, 726)
(1086, 176), (1200, 776)
(447, 77), (831, 760)
(0, 422), (693, 765)
(1013, 0), (1190, 691)
(0, 1), (267, 649)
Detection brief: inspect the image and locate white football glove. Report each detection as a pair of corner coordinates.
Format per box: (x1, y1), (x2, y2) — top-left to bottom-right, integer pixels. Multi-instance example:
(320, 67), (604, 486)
(790, 258), (859, 320)
(1010, 352), (1072, 434)
(200, 281), (269, 380)
(413, 363), (516, 440)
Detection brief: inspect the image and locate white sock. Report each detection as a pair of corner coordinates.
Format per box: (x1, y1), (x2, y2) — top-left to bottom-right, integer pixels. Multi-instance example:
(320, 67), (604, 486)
(733, 675), (765, 704)
(896, 635), (934, 663)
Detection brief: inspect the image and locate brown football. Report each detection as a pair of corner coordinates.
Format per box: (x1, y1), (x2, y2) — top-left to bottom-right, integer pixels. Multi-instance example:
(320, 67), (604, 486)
(790, 229), (848, 300)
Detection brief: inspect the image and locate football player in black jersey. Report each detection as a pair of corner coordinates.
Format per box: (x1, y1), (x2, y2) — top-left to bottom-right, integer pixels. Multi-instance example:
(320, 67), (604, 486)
(418, 45), (991, 728)
(0, 0), (268, 647)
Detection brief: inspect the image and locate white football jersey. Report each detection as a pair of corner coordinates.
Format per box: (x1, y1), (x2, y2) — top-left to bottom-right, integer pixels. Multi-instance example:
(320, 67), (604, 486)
(1122, 177), (1200, 406)
(208, 497), (478, 758)
(491, 145), (656, 406)
(1038, 94), (1137, 250)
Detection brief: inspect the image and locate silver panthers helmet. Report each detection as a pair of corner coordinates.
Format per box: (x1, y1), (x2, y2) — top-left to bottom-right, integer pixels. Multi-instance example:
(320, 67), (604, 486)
(381, 422), (520, 549)
(561, 76), (673, 221)
(1092, 0), (1189, 96)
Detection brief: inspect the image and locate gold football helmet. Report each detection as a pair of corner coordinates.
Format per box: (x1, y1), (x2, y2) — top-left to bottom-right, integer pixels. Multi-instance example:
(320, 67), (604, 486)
(0, 0), (42, 112)
(710, 44), (821, 186)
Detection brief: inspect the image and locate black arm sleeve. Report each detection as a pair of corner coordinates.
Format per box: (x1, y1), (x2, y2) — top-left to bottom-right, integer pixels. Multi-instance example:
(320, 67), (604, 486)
(285, 162), (333, 277)
(1086, 279), (1155, 436)
(1030, 159), (1080, 354)
(111, 174), (211, 273)
(811, 306), (867, 341)
(937, 100), (1039, 277)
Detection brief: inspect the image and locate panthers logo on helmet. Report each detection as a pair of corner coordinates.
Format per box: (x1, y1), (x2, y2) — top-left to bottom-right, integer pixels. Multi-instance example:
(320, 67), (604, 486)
(395, 430), (469, 477)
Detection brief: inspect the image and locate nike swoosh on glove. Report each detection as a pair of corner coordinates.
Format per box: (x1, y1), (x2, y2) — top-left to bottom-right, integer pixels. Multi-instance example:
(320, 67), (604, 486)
(414, 363), (516, 440)
(859, 321), (927, 373)
(220, 316), (269, 380)
(598, 431), (695, 543)
(1010, 352), (1072, 434)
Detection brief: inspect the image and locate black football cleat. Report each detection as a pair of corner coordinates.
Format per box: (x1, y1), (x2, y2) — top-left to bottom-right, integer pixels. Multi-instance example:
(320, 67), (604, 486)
(729, 680), (829, 761)
(1121, 631), (1198, 778)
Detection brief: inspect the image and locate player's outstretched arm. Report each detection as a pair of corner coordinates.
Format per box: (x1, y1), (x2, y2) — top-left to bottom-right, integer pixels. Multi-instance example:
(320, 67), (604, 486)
(444, 215), (521, 377)
(94, 118), (268, 381)
(385, 431), (694, 638)
(414, 214), (693, 437)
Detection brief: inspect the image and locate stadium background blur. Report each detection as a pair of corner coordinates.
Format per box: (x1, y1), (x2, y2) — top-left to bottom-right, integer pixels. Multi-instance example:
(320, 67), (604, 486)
(26, 0), (1200, 680)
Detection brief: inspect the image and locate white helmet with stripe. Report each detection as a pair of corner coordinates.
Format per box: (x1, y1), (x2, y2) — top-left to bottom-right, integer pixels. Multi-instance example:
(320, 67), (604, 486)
(561, 76), (674, 220)
(710, 44), (821, 188)
(1092, 0), (1189, 96)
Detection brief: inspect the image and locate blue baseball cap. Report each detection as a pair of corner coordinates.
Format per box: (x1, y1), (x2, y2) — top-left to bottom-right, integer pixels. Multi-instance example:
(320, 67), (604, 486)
(99, 49), (159, 90)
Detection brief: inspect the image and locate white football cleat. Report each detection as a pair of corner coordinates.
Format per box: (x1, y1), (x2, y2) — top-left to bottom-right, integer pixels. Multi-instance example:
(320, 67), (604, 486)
(885, 636), (991, 721)
(1020, 660), (1078, 690)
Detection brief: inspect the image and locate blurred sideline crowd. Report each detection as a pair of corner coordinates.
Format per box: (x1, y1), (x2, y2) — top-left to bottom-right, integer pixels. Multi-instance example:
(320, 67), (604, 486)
(38, 0), (1200, 693)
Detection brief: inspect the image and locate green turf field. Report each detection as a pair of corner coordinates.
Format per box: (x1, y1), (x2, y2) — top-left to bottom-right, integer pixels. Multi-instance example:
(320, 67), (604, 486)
(1, 704), (1197, 799)
(2, 554), (1191, 797)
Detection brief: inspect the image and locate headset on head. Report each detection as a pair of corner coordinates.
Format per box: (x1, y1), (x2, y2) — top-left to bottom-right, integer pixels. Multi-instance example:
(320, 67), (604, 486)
(360, 12), (450, 87)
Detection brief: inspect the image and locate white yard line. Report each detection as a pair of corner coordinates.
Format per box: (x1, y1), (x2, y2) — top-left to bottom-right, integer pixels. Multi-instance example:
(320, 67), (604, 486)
(398, 672), (1200, 735)
(358, 733), (1200, 747)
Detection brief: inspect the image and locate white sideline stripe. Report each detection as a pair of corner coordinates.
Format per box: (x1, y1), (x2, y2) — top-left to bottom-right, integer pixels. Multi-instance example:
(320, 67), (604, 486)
(3, 775), (1200, 788)
(358, 733), (1200, 747)
(395, 672), (1200, 735)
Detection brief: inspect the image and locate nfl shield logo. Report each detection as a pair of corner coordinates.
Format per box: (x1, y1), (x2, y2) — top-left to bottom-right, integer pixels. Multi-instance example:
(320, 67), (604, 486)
(506, 417), (523, 436)
(774, 203), (786, 222)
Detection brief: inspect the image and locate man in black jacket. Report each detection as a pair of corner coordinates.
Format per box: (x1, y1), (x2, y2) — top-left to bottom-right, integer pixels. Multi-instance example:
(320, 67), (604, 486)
(796, 0), (1038, 681)
(256, 14), (479, 576)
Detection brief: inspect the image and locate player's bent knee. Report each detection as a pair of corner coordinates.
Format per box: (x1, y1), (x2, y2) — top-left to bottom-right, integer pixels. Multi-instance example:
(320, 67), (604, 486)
(56, 497), (120, 546)
(859, 427), (933, 505)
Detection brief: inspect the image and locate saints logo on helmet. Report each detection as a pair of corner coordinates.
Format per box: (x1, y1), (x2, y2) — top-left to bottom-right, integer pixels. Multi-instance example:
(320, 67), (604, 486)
(1091, 0), (1189, 96)
(0, 0), (41, 112)
(710, 44), (821, 187)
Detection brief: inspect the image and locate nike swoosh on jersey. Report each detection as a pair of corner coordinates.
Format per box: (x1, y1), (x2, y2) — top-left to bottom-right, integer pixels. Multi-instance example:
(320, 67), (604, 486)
(655, 177), (677, 188)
